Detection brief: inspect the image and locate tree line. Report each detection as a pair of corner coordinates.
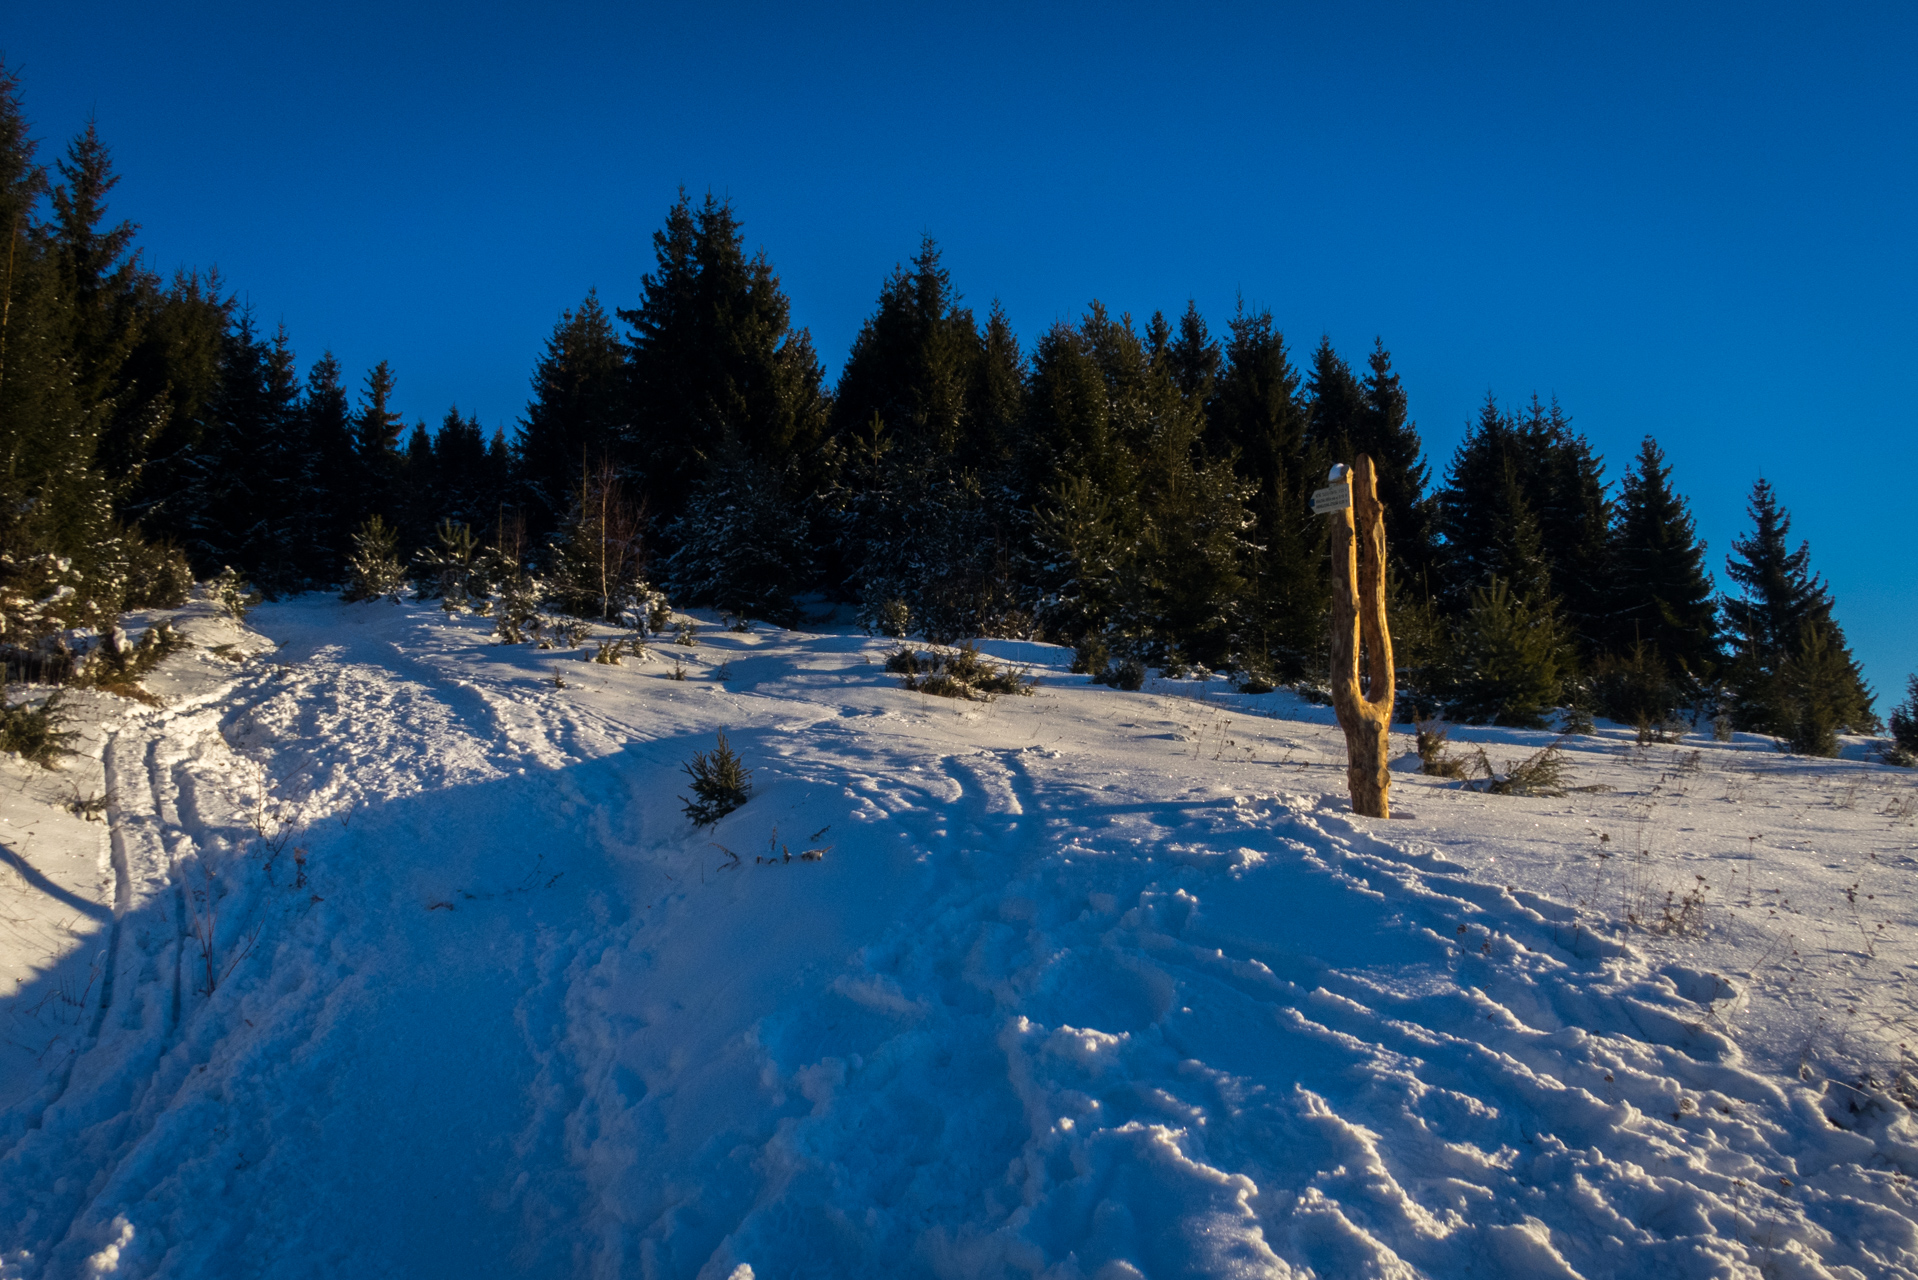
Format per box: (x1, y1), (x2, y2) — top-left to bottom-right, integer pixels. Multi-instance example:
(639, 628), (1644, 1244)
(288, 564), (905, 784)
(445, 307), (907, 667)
(0, 64), (1895, 754)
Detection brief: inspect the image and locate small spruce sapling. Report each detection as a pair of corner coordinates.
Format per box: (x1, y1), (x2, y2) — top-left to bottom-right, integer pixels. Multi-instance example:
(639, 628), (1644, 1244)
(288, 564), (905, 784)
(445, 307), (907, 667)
(416, 519), (482, 611)
(681, 731), (752, 827)
(342, 516), (407, 603)
(1887, 675), (1918, 767)
(0, 691), (76, 767)
(1415, 721), (1472, 780)
(212, 567), (263, 620)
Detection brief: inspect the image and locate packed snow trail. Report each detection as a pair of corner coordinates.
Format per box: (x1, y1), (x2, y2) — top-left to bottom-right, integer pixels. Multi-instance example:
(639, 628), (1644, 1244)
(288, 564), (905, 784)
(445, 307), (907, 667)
(2, 598), (1915, 1278)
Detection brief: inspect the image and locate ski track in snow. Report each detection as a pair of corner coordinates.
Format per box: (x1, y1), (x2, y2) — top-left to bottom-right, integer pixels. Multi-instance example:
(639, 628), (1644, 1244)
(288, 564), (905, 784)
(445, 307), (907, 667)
(1, 597), (1916, 1278)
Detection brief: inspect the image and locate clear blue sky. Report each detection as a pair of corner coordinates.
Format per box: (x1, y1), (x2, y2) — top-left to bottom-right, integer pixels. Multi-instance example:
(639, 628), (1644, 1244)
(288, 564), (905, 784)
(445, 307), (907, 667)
(11, 2), (1915, 704)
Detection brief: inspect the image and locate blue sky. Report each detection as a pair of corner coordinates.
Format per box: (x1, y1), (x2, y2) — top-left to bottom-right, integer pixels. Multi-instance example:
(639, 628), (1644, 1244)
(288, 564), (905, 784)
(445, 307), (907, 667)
(11, 1), (1915, 703)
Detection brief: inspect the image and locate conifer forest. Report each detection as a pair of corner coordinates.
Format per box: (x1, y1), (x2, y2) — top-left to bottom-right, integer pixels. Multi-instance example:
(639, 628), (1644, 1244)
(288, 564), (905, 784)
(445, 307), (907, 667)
(0, 64), (1895, 754)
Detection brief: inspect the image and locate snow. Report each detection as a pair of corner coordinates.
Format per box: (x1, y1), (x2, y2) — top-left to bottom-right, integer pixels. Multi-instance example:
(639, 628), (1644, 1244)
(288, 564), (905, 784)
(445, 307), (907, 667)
(3, 594), (1916, 1278)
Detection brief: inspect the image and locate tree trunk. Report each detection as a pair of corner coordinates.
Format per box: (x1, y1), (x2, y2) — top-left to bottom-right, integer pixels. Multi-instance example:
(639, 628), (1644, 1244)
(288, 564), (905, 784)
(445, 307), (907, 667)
(1330, 455), (1396, 818)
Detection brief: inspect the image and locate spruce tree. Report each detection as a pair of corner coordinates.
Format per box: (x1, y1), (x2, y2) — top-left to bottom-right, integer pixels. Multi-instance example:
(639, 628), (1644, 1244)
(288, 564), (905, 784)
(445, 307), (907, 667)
(352, 359), (405, 525)
(1448, 577), (1564, 727)
(1356, 340), (1435, 585)
(119, 268), (231, 540)
(1208, 303), (1325, 676)
(430, 406), (492, 529)
(1606, 436), (1719, 684)
(1888, 675), (1918, 759)
(0, 69), (122, 638)
(1304, 336), (1366, 464)
(831, 241), (1039, 637)
(1520, 396), (1611, 658)
(1435, 397), (1553, 606)
(1022, 318), (1127, 640)
(1163, 301), (1220, 409)
(398, 420), (435, 555)
(1435, 393), (1609, 658)
(44, 119), (158, 493)
(662, 446), (812, 625)
(299, 352), (357, 581)
(831, 237), (980, 463)
(968, 301), (1026, 472)
(180, 314), (308, 592)
(1722, 479), (1876, 739)
(516, 290), (627, 540)
(621, 192), (828, 531)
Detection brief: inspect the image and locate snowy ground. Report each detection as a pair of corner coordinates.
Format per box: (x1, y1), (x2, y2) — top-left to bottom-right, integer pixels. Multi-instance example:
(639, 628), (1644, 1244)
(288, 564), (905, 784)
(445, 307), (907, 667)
(3, 594), (1917, 1279)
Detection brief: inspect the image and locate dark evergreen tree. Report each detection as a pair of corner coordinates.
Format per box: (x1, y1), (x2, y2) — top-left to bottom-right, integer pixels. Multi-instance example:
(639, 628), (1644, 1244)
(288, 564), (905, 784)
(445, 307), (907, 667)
(1721, 478), (1876, 741)
(1163, 301), (1220, 409)
(299, 351), (357, 580)
(1888, 675), (1918, 758)
(398, 419), (435, 554)
(1355, 340), (1435, 585)
(180, 314), (309, 592)
(662, 446), (812, 625)
(1605, 436), (1719, 683)
(352, 359), (404, 525)
(516, 290), (627, 540)
(1435, 398), (1542, 604)
(1207, 303), (1324, 676)
(119, 268), (231, 540)
(0, 64), (196, 635)
(831, 237), (979, 463)
(1026, 305), (1253, 665)
(829, 240), (1032, 634)
(621, 192), (828, 532)
(1519, 396), (1611, 657)
(0, 67), (121, 637)
(1434, 393), (1608, 657)
(430, 406), (493, 529)
(1447, 577), (1564, 728)
(44, 119), (159, 493)
(968, 301), (1026, 472)
(1304, 336), (1366, 464)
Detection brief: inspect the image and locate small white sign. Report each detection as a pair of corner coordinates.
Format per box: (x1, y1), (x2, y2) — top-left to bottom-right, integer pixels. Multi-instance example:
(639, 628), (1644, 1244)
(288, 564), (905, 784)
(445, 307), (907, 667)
(1310, 483), (1352, 515)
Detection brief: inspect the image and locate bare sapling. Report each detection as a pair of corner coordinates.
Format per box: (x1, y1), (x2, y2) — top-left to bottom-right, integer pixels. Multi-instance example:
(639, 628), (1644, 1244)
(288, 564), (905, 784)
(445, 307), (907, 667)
(1327, 456), (1394, 817)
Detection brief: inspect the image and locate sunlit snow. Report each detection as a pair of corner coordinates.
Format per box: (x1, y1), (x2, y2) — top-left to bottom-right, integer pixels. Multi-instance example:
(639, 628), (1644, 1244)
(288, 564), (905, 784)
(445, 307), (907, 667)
(3, 593), (1916, 1277)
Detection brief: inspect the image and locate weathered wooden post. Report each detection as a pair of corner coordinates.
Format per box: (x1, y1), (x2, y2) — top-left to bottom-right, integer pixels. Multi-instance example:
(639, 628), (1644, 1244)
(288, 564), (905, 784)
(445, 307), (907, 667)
(1312, 455), (1395, 818)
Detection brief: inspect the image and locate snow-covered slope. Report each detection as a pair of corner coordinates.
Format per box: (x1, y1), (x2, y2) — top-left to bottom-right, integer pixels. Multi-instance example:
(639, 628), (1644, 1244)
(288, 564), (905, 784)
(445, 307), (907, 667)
(2, 597), (1916, 1278)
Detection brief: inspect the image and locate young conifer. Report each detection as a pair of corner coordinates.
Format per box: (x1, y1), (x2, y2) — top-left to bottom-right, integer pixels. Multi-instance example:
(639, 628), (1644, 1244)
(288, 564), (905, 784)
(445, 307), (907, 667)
(1607, 436), (1719, 684)
(1722, 479), (1875, 737)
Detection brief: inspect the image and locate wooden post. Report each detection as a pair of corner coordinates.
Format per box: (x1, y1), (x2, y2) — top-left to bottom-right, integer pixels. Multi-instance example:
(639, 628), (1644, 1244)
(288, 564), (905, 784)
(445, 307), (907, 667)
(1326, 455), (1395, 818)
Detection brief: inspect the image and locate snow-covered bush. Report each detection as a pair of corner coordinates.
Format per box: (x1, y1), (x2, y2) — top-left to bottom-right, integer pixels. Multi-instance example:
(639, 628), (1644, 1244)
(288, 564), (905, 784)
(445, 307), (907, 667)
(663, 452), (812, 627)
(414, 519), (483, 611)
(886, 642), (1035, 702)
(0, 690), (74, 768)
(78, 620), (189, 698)
(493, 561), (545, 644)
(211, 566), (262, 620)
(120, 538), (194, 610)
(342, 516), (406, 603)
